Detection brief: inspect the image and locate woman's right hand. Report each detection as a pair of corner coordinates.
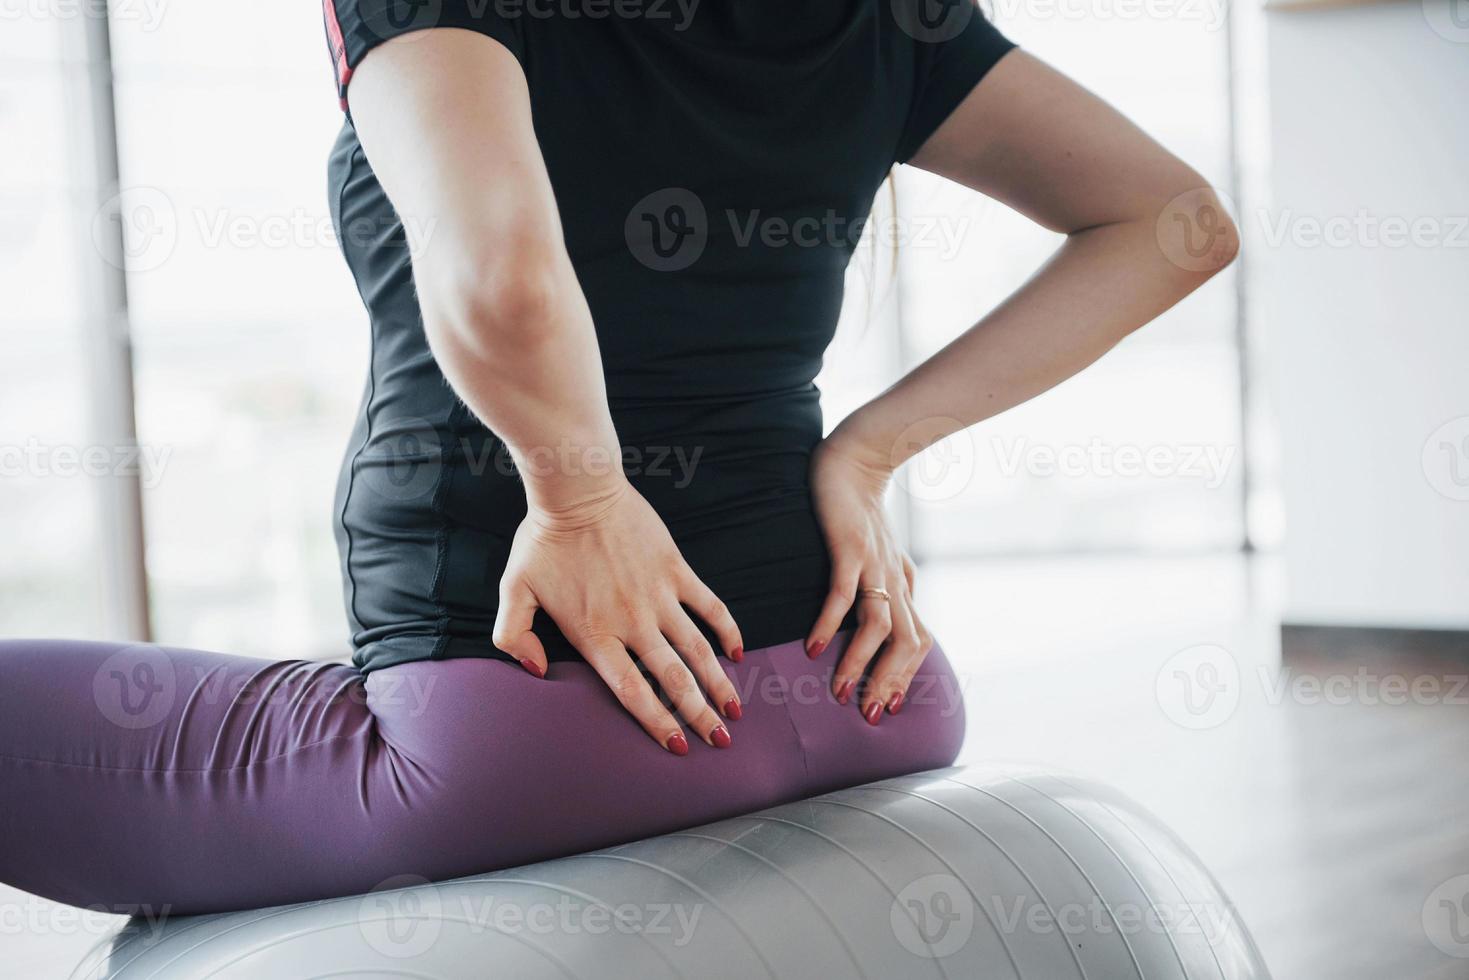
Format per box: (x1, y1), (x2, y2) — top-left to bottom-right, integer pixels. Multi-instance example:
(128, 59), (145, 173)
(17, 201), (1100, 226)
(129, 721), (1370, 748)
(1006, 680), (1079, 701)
(492, 477), (745, 754)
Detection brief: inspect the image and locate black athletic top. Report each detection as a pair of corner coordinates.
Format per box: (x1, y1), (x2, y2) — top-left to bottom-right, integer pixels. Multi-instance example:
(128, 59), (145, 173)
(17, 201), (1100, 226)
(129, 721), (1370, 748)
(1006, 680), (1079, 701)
(322, 0), (1014, 673)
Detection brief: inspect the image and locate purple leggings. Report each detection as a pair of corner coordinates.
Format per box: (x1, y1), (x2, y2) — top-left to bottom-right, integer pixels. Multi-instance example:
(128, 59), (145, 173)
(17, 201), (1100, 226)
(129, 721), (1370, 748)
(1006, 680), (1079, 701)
(0, 633), (964, 915)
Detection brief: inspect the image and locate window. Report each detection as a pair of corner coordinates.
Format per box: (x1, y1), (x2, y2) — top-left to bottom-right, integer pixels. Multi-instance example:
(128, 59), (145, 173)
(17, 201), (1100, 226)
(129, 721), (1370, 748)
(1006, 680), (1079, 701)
(108, 4), (365, 658)
(2, 3), (1248, 654)
(891, 11), (1243, 557)
(0, 16), (107, 637)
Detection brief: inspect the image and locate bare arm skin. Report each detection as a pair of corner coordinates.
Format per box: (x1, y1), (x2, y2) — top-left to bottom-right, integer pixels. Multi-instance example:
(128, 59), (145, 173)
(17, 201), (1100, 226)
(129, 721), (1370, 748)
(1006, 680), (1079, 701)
(348, 30), (743, 754)
(807, 50), (1240, 720)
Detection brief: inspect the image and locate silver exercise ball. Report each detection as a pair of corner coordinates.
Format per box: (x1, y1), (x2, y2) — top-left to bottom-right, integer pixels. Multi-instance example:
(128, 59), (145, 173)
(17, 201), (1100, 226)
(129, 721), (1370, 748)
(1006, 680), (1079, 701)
(78, 766), (1270, 979)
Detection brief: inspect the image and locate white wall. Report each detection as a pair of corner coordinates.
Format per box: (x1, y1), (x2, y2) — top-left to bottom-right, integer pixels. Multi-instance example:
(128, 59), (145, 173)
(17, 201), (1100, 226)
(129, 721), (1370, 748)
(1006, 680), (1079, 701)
(1260, 2), (1469, 628)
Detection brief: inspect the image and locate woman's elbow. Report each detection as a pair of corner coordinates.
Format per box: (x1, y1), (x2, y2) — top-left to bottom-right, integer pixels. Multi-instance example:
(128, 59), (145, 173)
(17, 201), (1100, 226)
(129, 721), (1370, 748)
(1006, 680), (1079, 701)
(419, 248), (568, 363)
(1154, 183), (1240, 281)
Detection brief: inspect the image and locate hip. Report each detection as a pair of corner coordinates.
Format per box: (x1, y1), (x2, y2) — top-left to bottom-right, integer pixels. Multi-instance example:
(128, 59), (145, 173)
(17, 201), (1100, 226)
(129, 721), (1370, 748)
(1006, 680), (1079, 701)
(341, 487), (841, 673)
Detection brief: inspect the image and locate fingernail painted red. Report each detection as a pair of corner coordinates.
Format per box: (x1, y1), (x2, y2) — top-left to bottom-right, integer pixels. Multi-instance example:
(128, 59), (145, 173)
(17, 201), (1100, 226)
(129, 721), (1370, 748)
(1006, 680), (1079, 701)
(863, 701), (883, 726)
(835, 679), (855, 705)
(886, 692), (904, 715)
(730, 645), (743, 663)
(806, 638), (827, 659)
(666, 733), (689, 756)
(710, 725), (732, 749)
(520, 658), (544, 679)
(723, 697), (743, 721)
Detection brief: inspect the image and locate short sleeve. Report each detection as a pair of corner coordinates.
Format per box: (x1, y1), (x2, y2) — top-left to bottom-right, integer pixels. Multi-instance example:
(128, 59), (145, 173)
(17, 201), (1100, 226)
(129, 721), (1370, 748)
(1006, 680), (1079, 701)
(322, 0), (525, 110)
(892, 1), (1016, 163)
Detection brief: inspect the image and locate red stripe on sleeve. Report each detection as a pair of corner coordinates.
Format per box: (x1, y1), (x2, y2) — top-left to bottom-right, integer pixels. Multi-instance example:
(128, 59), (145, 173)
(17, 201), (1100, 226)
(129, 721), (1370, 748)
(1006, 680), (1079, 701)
(322, 0), (355, 110)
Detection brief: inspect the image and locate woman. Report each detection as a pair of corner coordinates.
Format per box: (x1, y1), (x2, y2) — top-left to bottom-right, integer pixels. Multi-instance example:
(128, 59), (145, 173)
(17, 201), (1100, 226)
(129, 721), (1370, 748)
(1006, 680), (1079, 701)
(0, 1), (1235, 914)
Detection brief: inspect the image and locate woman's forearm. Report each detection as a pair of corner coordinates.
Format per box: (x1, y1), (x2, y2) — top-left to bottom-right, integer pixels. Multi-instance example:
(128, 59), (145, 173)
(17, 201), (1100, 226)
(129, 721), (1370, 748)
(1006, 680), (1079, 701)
(830, 50), (1241, 477)
(419, 249), (626, 517)
(832, 204), (1237, 473)
(346, 31), (623, 515)
(347, 31), (744, 751)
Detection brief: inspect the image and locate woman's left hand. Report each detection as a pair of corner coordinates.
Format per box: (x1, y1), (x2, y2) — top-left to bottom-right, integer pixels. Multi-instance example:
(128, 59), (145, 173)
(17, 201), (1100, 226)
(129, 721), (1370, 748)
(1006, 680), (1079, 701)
(806, 430), (934, 725)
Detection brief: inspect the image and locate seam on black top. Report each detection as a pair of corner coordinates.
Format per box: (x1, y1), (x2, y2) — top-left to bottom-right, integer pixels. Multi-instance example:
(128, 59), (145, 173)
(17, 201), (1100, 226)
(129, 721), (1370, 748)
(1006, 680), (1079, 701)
(335, 136), (377, 640)
(428, 398), (465, 661)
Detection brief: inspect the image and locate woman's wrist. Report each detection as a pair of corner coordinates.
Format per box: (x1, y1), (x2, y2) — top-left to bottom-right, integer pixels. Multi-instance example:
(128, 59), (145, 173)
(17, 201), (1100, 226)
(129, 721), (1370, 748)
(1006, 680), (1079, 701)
(525, 472), (630, 532)
(827, 399), (969, 484)
(823, 408), (904, 483)
(511, 427), (630, 521)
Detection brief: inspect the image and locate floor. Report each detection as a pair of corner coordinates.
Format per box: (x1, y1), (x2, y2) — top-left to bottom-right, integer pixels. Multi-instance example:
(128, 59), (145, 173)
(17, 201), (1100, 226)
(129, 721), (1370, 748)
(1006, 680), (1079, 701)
(926, 554), (1469, 980)
(5, 554), (1468, 978)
